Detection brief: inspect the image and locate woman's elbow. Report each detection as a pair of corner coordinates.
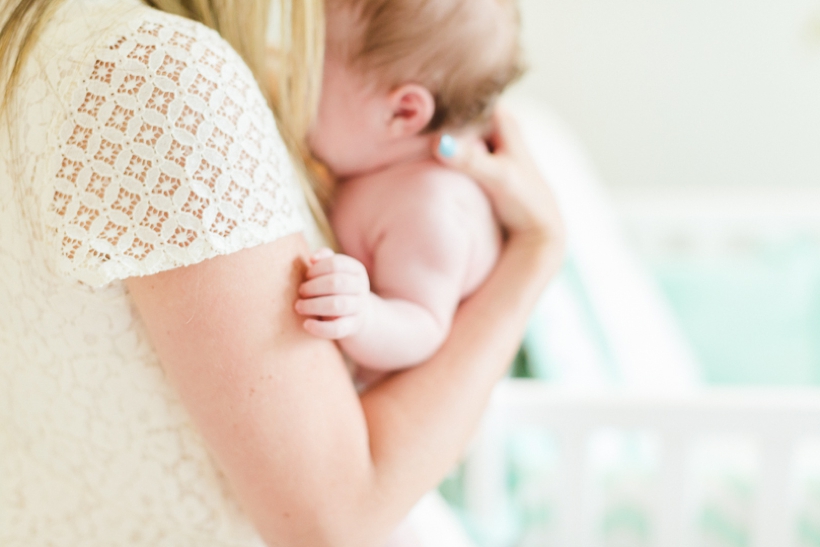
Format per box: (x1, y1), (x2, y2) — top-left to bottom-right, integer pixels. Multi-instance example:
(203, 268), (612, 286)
(254, 478), (390, 547)
(258, 506), (385, 547)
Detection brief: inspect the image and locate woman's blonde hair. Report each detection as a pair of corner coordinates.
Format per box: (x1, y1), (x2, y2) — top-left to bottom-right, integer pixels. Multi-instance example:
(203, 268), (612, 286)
(0, 0), (334, 241)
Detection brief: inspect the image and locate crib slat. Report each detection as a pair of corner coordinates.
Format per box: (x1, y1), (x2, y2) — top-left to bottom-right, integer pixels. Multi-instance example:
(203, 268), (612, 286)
(463, 411), (508, 546)
(557, 430), (587, 547)
(657, 434), (688, 547)
(753, 436), (794, 547)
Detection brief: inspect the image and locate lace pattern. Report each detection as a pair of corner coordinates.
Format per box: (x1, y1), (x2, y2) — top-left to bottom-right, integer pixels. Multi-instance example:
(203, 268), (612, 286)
(46, 12), (304, 286)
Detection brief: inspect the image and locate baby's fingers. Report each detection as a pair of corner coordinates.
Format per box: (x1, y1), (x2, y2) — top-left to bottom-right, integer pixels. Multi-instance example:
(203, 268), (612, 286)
(308, 247), (335, 264)
(294, 295), (363, 317)
(299, 272), (369, 298)
(303, 317), (360, 340)
(306, 252), (367, 280)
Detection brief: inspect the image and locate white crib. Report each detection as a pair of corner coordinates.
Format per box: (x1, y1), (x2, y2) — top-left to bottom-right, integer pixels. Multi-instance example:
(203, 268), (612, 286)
(461, 382), (820, 547)
(437, 105), (820, 547)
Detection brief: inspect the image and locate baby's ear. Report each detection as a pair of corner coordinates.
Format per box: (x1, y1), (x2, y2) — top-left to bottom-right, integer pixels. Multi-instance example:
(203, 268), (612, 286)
(386, 84), (435, 138)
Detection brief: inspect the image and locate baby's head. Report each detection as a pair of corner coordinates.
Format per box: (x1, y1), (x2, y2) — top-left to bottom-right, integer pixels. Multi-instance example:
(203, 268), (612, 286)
(309, 0), (524, 178)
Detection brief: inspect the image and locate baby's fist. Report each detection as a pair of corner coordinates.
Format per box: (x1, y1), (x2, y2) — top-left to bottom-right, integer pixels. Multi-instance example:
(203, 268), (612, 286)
(295, 248), (371, 339)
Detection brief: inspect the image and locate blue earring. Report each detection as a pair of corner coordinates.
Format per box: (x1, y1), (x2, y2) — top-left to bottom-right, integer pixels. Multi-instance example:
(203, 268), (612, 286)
(438, 134), (457, 158)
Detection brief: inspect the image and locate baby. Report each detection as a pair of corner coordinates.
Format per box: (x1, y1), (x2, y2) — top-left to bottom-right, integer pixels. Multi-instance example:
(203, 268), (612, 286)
(295, 0), (524, 374)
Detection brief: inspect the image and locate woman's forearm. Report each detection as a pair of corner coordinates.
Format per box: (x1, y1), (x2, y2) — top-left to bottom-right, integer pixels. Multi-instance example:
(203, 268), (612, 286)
(351, 234), (559, 542)
(127, 232), (561, 547)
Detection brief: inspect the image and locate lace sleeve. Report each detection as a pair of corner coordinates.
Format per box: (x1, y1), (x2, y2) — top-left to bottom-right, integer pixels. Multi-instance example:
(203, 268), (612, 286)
(44, 15), (306, 287)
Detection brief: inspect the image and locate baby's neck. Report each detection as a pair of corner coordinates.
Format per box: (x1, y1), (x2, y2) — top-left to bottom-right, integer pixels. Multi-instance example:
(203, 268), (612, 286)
(339, 134), (435, 182)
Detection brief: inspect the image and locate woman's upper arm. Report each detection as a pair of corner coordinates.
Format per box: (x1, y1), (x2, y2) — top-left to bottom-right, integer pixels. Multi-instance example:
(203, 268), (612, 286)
(126, 232), (375, 545)
(39, 15), (381, 544)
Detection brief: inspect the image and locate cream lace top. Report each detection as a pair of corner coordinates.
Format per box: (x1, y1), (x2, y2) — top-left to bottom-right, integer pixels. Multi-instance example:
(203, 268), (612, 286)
(0, 0), (320, 543)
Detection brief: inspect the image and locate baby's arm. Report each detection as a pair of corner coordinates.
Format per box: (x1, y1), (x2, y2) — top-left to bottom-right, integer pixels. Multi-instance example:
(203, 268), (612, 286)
(296, 200), (472, 370)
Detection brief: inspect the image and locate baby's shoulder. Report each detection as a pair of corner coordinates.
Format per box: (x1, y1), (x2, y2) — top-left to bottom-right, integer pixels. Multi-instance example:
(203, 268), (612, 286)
(370, 161), (491, 219)
(402, 162), (485, 200)
(406, 163), (495, 230)
(333, 161), (495, 240)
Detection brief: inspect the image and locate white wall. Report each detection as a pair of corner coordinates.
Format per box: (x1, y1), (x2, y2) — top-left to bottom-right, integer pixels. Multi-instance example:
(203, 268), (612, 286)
(510, 0), (820, 192)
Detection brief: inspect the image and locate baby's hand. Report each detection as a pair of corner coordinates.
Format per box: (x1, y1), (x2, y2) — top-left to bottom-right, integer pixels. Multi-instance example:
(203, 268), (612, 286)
(295, 248), (372, 340)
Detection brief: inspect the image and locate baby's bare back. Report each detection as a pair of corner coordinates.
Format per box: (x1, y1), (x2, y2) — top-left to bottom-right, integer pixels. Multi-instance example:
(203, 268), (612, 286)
(332, 160), (501, 303)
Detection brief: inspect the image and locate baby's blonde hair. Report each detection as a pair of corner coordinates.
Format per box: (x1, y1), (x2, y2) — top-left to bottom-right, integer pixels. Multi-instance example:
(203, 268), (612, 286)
(329, 0), (525, 131)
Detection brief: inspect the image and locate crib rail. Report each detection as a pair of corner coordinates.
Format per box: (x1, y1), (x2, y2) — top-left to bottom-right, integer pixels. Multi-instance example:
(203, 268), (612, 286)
(464, 380), (820, 547)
